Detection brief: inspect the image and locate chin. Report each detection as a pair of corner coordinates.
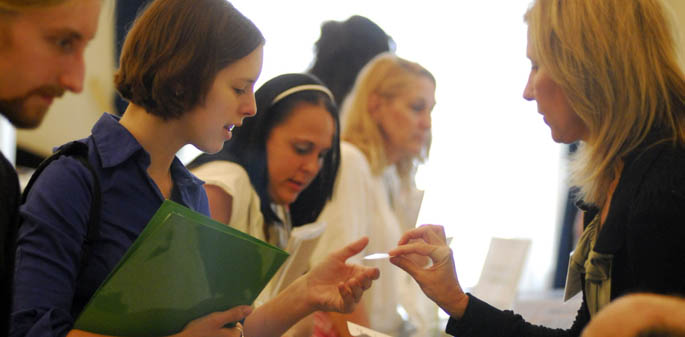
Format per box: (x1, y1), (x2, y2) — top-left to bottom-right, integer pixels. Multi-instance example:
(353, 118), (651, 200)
(277, 194), (298, 206)
(551, 134), (578, 145)
(207, 138), (231, 154)
(1, 105), (48, 129)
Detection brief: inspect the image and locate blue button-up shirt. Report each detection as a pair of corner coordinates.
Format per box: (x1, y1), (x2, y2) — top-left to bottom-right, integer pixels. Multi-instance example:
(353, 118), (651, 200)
(11, 113), (209, 337)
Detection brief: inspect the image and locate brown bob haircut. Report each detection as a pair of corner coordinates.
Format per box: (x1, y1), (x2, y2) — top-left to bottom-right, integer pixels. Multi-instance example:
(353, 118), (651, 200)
(114, 0), (264, 119)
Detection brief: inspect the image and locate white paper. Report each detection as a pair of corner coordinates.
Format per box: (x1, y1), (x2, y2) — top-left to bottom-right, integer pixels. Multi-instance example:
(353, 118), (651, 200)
(347, 321), (392, 337)
(471, 237), (531, 310)
(363, 253), (390, 260)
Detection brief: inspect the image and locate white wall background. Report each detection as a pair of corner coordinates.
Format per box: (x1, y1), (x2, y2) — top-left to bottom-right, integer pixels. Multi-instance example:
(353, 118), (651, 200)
(230, 0), (561, 292)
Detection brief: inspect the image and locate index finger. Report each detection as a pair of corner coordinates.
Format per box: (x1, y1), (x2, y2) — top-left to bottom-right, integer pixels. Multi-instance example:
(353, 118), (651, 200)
(388, 241), (434, 258)
(397, 224), (447, 245)
(330, 237), (369, 262)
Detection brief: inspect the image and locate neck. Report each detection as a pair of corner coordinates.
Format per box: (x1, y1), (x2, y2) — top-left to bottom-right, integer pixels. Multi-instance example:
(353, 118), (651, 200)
(383, 143), (403, 167)
(119, 104), (187, 196)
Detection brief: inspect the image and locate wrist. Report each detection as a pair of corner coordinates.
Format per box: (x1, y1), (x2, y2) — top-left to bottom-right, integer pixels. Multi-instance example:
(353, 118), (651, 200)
(440, 287), (469, 319)
(283, 274), (318, 315)
(300, 272), (323, 313)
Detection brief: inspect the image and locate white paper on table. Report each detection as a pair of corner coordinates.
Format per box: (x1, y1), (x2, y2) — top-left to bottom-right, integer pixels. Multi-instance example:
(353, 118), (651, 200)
(347, 322), (393, 337)
(471, 237), (531, 310)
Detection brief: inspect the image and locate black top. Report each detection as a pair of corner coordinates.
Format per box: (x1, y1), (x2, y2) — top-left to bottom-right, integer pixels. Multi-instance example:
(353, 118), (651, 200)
(446, 138), (685, 337)
(1, 151), (20, 336)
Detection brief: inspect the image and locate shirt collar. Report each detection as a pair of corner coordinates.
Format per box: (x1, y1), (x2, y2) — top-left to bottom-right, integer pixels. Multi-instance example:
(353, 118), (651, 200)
(171, 156), (205, 187)
(91, 113), (145, 168)
(90, 113), (203, 187)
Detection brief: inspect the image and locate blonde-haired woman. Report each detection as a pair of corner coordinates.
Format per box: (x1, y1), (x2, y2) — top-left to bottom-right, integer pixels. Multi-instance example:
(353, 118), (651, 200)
(390, 0), (685, 336)
(310, 52), (437, 337)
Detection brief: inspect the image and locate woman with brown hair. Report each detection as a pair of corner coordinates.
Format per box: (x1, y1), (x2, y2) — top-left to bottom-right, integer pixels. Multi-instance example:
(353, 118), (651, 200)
(11, 1), (379, 337)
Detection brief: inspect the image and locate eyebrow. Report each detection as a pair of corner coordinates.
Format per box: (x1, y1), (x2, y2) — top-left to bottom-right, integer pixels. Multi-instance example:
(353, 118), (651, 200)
(239, 78), (257, 85)
(48, 28), (84, 42)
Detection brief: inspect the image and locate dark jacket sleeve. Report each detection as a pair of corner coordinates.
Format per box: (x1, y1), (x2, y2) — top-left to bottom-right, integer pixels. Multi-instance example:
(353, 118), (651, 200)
(445, 294), (589, 337)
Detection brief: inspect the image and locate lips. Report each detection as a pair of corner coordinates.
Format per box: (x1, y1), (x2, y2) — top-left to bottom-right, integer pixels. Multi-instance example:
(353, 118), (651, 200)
(286, 179), (306, 191)
(223, 125), (234, 140)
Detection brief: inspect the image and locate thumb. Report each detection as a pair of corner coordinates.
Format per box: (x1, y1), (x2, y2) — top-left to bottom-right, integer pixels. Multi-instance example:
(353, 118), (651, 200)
(390, 255), (422, 280)
(332, 237), (369, 262)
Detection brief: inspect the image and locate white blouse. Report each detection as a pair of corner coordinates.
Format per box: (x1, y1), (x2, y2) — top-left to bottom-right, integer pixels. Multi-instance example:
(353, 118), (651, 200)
(312, 141), (437, 336)
(190, 160), (290, 248)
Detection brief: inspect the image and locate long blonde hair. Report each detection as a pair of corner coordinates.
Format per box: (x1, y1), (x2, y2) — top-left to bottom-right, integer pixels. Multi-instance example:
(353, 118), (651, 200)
(341, 52), (435, 179)
(526, 0), (685, 206)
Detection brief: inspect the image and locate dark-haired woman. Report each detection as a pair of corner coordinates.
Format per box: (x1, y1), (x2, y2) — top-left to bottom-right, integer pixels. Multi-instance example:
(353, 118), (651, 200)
(189, 73), (340, 249)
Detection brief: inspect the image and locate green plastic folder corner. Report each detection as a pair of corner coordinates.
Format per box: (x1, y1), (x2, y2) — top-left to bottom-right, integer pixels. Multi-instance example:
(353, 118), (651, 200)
(73, 200), (289, 336)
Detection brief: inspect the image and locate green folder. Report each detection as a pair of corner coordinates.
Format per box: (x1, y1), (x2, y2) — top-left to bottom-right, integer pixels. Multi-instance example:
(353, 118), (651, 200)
(73, 200), (289, 336)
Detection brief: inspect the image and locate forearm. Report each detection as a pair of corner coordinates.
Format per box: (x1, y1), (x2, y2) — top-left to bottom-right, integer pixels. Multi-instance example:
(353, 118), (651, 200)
(244, 277), (315, 337)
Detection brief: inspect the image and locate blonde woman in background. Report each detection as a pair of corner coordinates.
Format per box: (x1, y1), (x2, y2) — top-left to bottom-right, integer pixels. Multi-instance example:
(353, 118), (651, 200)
(311, 52), (437, 337)
(390, 0), (685, 336)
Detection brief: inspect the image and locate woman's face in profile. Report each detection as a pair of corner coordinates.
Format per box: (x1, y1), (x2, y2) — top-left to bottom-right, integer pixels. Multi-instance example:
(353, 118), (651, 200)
(523, 37), (588, 144)
(185, 45), (264, 154)
(265, 101), (335, 205)
(372, 75), (434, 162)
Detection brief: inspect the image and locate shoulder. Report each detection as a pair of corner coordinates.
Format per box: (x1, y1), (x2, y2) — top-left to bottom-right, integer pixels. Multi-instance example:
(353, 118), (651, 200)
(619, 144), (685, 238)
(340, 141), (373, 177)
(191, 160), (252, 195)
(626, 144), (685, 204)
(20, 144), (97, 233)
(29, 150), (96, 198)
(0, 152), (19, 196)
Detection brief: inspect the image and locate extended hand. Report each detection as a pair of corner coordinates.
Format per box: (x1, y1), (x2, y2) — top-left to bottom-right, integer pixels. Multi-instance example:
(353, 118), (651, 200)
(305, 237), (380, 313)
(388, 225), (468, 318)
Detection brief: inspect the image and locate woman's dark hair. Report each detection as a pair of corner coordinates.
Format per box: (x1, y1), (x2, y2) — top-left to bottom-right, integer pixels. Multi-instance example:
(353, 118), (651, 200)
(308, 15), (394, 107)
(189, 73), (340, 229)
(114, 0), (264, 119)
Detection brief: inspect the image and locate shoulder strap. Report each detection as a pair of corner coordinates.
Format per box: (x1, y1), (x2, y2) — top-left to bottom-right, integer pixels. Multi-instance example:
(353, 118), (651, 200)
(21, 140), (102, 245)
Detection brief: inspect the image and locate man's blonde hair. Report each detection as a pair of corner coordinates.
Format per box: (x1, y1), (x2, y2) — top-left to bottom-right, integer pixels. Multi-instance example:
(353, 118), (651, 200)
(341, 52), (435, 179)
(525, 0), (685, 206)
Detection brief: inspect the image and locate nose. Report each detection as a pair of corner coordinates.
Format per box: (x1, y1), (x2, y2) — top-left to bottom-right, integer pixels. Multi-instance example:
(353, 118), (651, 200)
(58, 53), (86, 93)
(418, 111), (431, 130)
(301, 154), (322, 176)
(523, 70), (535, 101)
(243, 93), (257, 117)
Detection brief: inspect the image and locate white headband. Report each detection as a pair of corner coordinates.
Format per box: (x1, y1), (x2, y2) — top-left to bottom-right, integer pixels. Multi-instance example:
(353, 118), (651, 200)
(271, 84), (335, 105)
